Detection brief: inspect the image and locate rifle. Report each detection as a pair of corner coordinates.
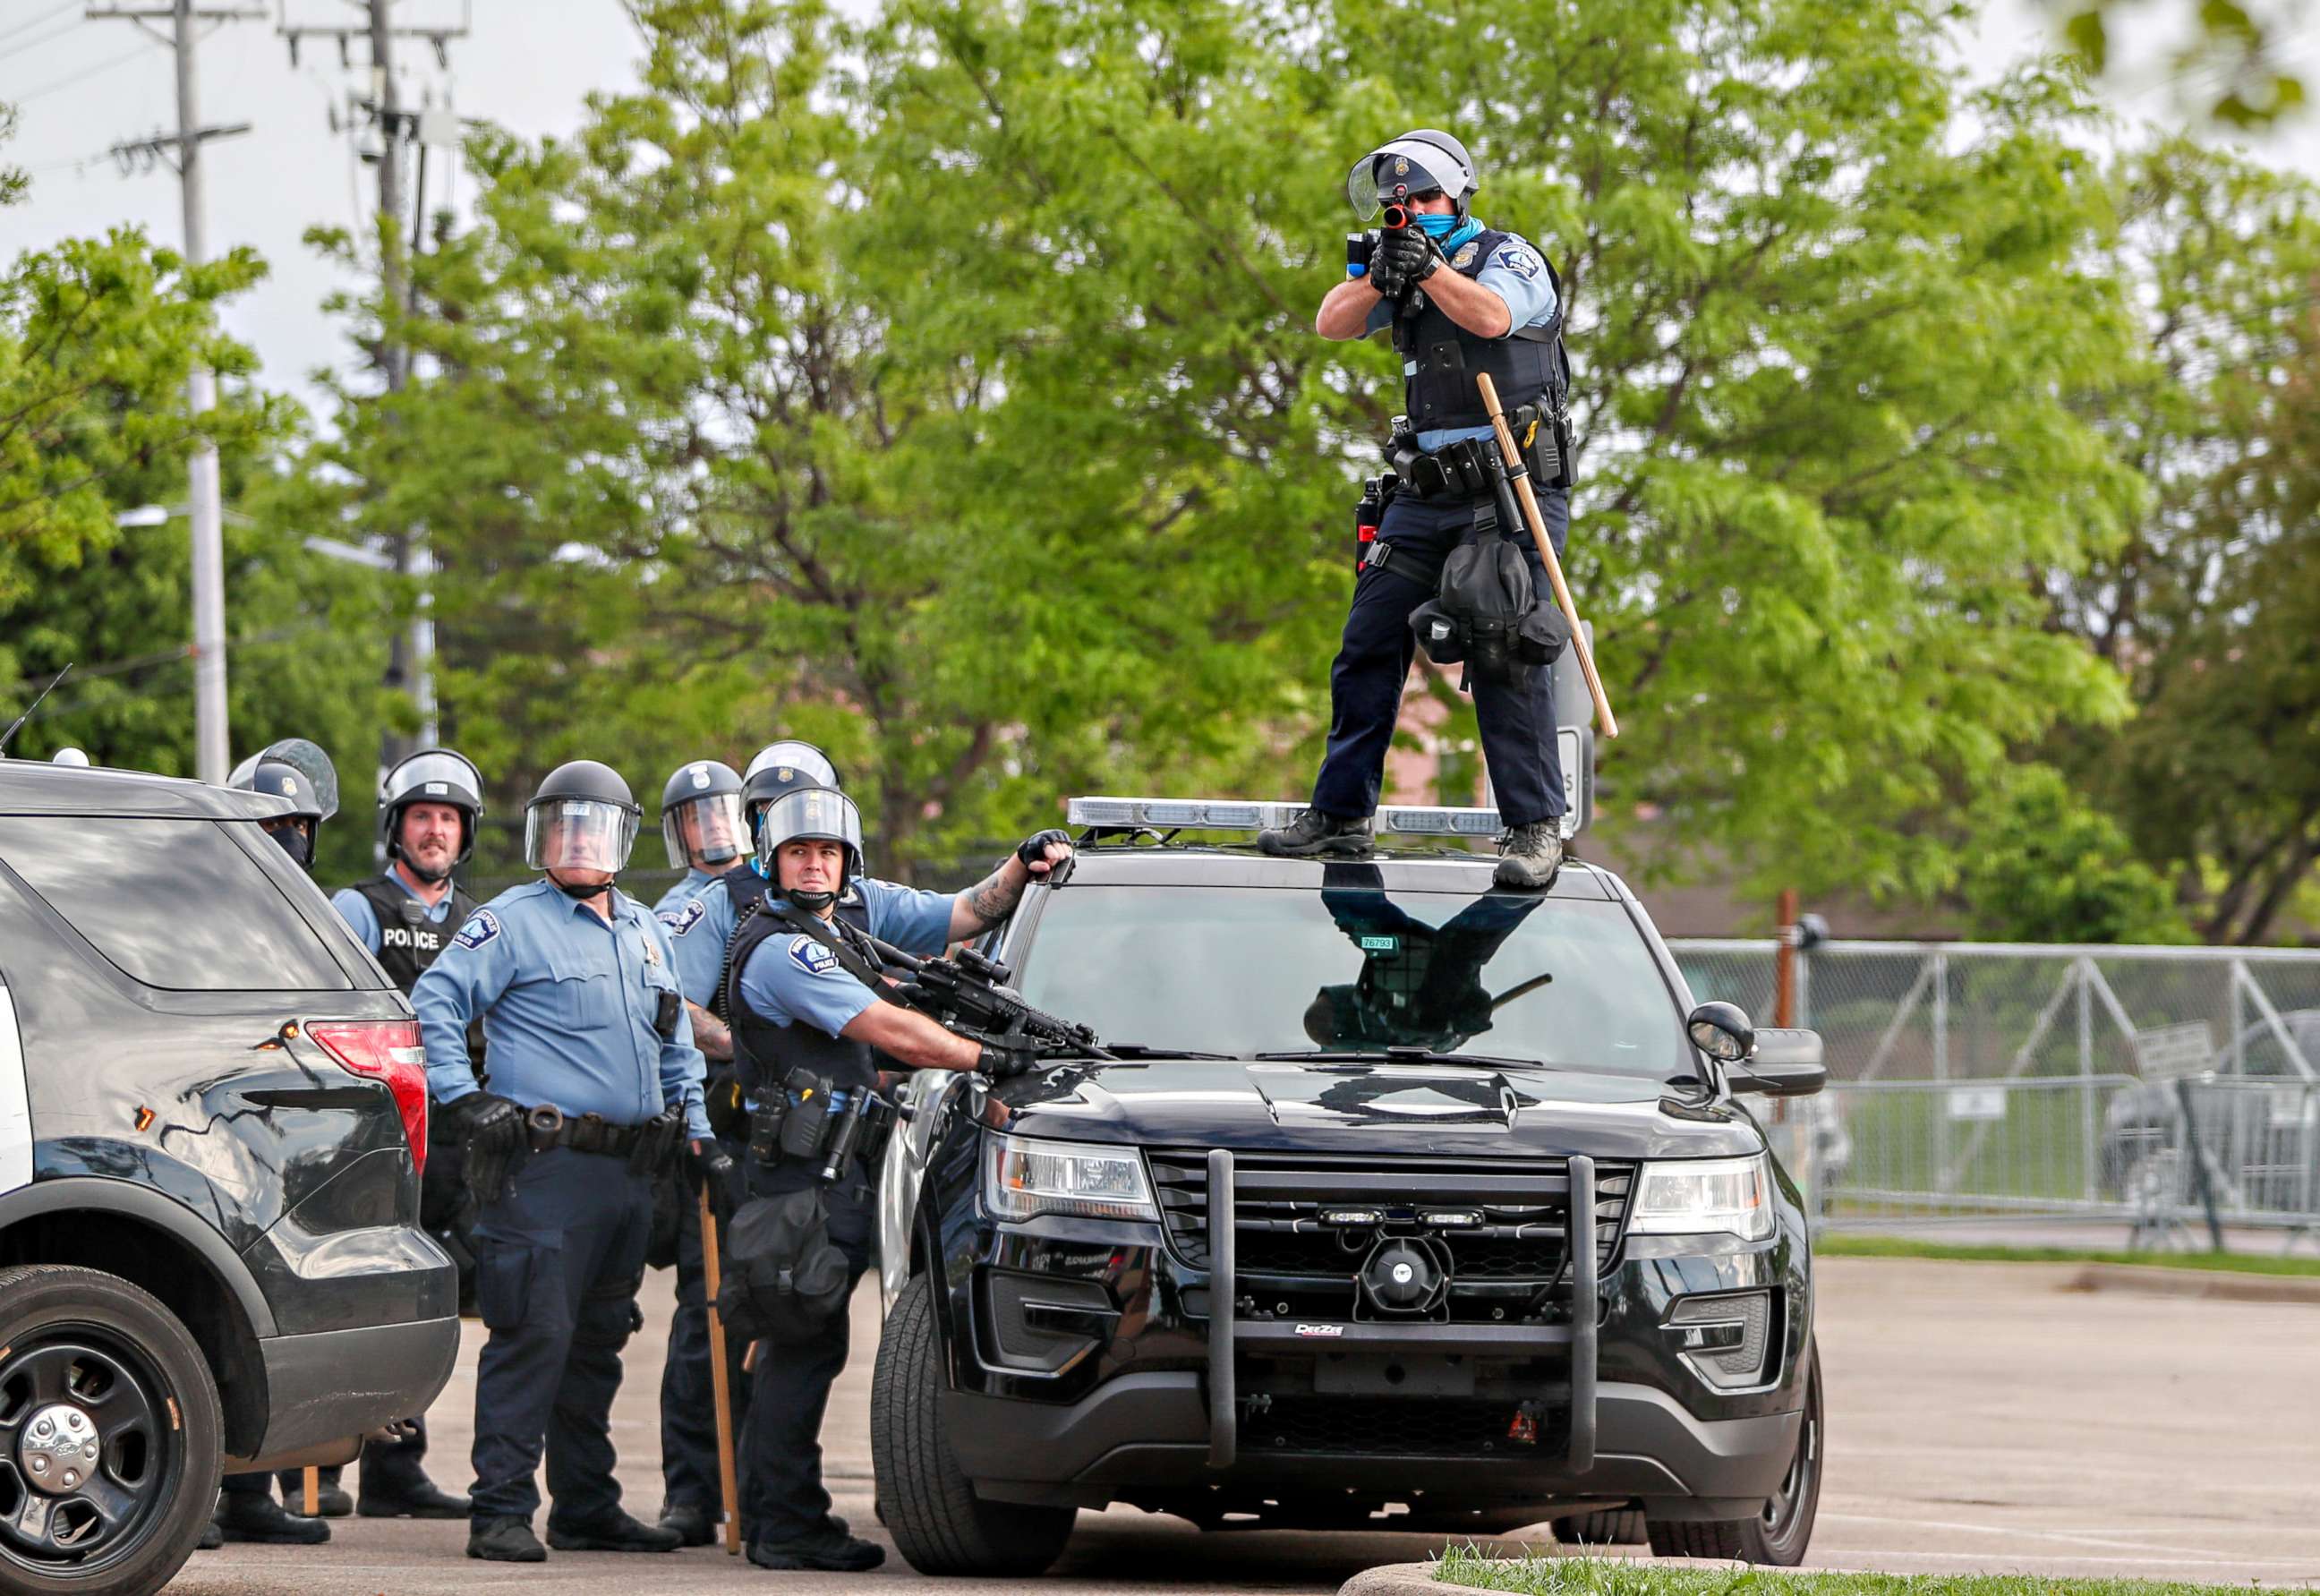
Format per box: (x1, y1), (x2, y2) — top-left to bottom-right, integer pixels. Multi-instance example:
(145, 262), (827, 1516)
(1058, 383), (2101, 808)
(861, 936), (1112, 1062)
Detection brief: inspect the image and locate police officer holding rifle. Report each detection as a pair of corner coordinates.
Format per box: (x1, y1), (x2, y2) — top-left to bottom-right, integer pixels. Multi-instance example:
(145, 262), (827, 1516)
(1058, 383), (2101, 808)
(721, 785), (1070, 1572)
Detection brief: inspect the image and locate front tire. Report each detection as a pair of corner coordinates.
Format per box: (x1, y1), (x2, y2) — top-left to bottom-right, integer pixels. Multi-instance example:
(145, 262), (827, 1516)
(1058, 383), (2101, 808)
(1553, 1506), (1648, 1545)
(871, 1274), (1076, 1576)
(0, 1264), (225, 1596)
(1647, 1342), (1821, 1566)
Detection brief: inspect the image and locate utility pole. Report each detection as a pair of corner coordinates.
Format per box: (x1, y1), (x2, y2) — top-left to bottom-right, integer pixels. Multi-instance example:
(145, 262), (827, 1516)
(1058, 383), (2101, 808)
(90, 1), (264, 783)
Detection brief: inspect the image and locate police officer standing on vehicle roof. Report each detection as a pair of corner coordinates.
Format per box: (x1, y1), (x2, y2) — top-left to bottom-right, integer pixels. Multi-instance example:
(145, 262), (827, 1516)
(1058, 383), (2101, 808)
(646, 755), (754, 1548)
(1259, 129), (1574, 888)
(322, 748), (486, 1522)
(213, 743), (342, 1546)
(412, 760), (714, 1564)
(726, 786), (1070, 1572)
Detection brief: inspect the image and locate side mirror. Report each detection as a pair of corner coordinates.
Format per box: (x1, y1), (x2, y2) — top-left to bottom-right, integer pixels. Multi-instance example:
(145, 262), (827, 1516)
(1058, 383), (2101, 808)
(1730, 1028), (1827, 1098)
(1685, 1001), (1755, 1063)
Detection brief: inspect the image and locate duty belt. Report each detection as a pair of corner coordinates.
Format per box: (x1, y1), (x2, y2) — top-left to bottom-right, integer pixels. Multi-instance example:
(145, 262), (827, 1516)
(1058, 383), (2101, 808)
(522, 1104), (648, 1158)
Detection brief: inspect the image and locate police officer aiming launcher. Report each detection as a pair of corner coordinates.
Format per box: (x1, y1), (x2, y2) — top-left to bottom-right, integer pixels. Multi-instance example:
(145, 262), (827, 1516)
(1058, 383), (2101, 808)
(1261, 128), (1576, 888)
(413, 759), (712, 1564)
(721, 784), (1071, 1572)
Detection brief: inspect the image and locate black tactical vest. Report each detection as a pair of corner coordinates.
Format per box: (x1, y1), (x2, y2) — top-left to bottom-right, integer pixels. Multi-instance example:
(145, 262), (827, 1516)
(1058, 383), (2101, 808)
(725, 890), (880, 1104)
(350, 875), (479, 992)
(1393, 226), (1569, 434)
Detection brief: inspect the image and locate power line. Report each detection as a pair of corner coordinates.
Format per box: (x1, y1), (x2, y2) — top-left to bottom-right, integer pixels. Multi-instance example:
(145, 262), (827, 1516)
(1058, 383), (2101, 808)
(0, 2), (81, 50)
(9, 39), (150, 106)
(0, 15), (88, 63)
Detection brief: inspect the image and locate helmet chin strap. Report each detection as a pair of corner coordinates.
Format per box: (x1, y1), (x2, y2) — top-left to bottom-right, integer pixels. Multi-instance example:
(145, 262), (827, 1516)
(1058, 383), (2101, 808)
(780, 862), (849, 914)
(548, 869), (614, 901)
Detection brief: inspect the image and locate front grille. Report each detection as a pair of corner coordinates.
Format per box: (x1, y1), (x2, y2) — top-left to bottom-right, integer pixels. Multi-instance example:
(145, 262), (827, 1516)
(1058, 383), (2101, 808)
(1147, 1151), (1633, 1288)
(1244, 1395), (1569, 1457)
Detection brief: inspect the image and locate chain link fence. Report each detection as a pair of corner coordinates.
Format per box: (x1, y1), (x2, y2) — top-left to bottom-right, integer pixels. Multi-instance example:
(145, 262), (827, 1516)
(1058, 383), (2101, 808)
(1669, 939), (2320, 1250)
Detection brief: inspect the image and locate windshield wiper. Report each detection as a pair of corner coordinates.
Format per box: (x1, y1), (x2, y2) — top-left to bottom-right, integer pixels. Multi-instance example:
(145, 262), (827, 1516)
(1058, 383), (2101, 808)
(1252, 1047), (1538, 1070)
(1099, 1043), (1241, 1060)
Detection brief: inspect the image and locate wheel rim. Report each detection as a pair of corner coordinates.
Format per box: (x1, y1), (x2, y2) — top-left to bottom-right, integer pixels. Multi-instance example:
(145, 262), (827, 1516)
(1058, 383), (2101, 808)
(0, 1331), (179, 1575)
(1759, 1364), (1820, 1548)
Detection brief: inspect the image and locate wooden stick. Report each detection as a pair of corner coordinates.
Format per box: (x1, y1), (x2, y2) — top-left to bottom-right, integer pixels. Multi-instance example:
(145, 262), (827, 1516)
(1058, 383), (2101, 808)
(302, 1465), (318, 1517)
(697, 1186), (743, 1556)
(1475, 372), (1618, 738)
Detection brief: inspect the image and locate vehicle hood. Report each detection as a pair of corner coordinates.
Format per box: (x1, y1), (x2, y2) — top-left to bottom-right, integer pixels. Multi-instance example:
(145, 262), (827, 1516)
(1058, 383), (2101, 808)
(984, 1057), (1762, 1161)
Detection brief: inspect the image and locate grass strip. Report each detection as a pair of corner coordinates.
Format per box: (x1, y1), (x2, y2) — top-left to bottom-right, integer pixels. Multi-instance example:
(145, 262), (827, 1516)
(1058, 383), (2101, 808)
(1431, 1546), (2304, 1596)
(1813, 1233), (2320, 1277)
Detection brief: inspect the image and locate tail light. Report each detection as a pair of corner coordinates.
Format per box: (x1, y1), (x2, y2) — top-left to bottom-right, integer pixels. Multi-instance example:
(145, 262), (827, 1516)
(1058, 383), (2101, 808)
(307, 1019), (431, 1181)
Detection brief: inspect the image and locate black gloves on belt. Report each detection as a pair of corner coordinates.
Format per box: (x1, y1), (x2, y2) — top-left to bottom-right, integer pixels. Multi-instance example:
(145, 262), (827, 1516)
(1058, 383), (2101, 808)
(456, 1092), (526, 1206)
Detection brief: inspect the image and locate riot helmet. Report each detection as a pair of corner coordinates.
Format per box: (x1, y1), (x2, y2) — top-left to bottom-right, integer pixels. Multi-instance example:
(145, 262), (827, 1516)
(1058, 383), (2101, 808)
(740, 740), (842, 832)
(230, 739), (338, 872)
(524, 760), (641, 894)
(1346, 129), (1479, 222)
(380, 747), (483, 883)
(660, 758), (746, 871)
(754, 784), (864, 912)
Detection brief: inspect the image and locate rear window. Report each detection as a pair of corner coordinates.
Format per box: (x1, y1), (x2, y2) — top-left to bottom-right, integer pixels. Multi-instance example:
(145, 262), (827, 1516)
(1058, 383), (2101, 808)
(0, 815), (354, 992)
(1014, 881), (1686, 1076)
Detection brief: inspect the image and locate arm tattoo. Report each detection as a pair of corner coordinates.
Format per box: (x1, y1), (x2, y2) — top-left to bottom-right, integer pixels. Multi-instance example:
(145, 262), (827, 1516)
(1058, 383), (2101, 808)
(963, 865), (1024, 933)
(687, 1000), (734, 1062)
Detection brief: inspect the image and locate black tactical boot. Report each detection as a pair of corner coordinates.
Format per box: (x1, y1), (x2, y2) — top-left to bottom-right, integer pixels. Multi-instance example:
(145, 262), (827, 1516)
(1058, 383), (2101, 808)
(196, 1516), (224, 1551)
(358, 1479), (469, 1519)
(746, 1517), (884, 1573)
(216, 1490), (331, 1545)
(1495, 821), (1564, 889)
(545, 1508), (683, 1553)
(1257, 808), (1373, 858)
(281, 1467), (353, 1518)
(656, 1501), (716, 1548)
(467, 1515), (548, 1563)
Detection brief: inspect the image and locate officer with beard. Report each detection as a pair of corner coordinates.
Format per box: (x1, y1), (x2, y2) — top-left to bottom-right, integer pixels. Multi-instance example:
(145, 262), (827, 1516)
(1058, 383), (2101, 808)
(724, 787), (1069, 1572)
(414, 761), (715, 1563)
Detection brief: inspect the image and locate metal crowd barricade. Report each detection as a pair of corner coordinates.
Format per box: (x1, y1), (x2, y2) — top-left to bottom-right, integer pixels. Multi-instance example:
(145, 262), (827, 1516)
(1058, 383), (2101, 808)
(1667, 938), (2320, 1250)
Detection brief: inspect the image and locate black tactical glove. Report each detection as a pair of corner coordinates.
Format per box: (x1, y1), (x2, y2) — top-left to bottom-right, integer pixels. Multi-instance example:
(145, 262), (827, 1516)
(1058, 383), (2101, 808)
(1370, 226), (1438, 301)
(977, 1041), (1039, 1080)
(1016, 828), (1072, 878)
(456, 1092), (526, 1207)
(687, 1138), (738, 1223)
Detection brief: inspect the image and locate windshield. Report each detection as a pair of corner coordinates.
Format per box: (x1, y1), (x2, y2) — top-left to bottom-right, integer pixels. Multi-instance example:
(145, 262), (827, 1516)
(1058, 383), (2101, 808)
(1013, 873), (1688, 1077)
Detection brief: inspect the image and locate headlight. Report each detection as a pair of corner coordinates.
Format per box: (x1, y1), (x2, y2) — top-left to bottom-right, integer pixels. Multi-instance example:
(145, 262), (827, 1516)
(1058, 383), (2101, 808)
(984, 1133), (1158, 1223)
(1626, 1154), (1776, 1242)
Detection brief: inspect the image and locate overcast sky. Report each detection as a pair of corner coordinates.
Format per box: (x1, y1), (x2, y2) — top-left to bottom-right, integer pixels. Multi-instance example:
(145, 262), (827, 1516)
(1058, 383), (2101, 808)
(6, 0), (2320, 423)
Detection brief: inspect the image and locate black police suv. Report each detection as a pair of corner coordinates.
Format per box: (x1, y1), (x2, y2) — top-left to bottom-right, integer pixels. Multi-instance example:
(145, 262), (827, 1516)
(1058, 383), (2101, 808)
(0, 759), (460, 1595)
(871, 813), (1827, 1576)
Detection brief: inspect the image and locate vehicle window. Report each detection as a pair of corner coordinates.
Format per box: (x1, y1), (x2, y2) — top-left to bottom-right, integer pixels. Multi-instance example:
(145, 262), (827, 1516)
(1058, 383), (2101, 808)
(0, 815), (354, 992)
(1016, 882), (1685, 1076)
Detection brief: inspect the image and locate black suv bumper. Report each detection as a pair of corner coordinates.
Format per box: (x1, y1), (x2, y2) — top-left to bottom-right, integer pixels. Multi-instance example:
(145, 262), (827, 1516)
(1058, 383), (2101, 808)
(243, 1313), (463, 1464)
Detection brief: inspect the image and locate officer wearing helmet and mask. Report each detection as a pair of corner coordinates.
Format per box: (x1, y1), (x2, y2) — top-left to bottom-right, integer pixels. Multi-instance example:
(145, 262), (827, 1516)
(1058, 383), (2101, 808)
(644, 756), (752, 1548)
(412, 761), (715, 1564)
(319, 748), (488, 1522)
(1261, 129), (1574, 887)
(725, 786), (1070, 1572)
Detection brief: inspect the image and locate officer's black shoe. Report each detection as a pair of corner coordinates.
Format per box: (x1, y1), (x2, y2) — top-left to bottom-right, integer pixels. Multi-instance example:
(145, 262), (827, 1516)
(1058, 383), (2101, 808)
(197, 1516), (224, 1550)
(358, 1481), (469, 1519)
(282, 1481), (354, 1518)
(1257, 808), (1373, 858)
(656, 1501), (716, 1548)
(545, 1509), (683, 1553)
(746, 1523), (884, 1573)
(467, 1515), (548, 1563)
(216, 1491), (332, 1545)
(1494, 821), (1564, 890)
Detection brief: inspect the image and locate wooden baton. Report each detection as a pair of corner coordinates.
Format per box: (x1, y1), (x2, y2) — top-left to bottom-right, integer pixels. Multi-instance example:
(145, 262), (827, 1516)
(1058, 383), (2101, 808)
(1475, 371), (1618, 738)
(697, 1186), (744, 1556)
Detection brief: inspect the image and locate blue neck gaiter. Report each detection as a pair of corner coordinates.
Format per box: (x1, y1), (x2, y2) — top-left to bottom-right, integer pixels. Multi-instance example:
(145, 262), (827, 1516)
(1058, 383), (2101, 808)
(1414, 212), (1484, 258)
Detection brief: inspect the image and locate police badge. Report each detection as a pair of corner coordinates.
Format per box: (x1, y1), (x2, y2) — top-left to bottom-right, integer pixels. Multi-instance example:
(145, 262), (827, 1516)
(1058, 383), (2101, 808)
(1394, 157), (1408, 176)
(1453, 242), (1479, 269)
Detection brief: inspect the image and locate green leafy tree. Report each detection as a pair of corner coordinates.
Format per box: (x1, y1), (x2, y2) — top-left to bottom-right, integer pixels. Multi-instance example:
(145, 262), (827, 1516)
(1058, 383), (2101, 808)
(1954, 765), (2190, 942)
(2053, 0), (2306, 128)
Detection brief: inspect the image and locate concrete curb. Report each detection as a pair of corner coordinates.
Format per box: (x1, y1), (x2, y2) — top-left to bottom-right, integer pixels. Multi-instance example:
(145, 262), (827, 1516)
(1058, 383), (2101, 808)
(1340, 1563), (1450, 1596)
(2062, 1262), (2320, 1304)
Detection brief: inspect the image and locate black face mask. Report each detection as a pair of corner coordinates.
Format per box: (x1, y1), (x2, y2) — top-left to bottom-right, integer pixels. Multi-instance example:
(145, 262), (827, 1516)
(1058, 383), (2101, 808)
(261, 817), (316, 872)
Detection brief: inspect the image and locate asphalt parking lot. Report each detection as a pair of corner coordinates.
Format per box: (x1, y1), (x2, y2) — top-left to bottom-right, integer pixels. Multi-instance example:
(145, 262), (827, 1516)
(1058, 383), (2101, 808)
(166, 1257), (2320, 1593)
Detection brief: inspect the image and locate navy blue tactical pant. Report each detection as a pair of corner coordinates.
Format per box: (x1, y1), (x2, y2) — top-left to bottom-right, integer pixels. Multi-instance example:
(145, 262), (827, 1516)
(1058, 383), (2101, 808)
(659, 1133), (751, 1518)
(466, 1148), (652, 1526)
(1310, 487), (1571, 828)
(736, 1164), (874, 1549)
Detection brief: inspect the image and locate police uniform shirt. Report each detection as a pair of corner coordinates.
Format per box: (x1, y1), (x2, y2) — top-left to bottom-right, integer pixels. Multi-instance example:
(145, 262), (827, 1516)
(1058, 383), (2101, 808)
(734, 879), (955, 1041)
(658, 868), (874, 1010)
(413, 877), (712, 1139)
(1362, 226), (1559, 451)
(331, 871), (455, 954)
(652, 868), (721, 919)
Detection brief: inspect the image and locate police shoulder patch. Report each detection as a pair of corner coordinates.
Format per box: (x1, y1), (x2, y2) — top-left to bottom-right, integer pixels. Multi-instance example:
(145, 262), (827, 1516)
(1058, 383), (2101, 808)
(453, 909), (501, 951)
(786, 937), (842, 977)
(659, 898), (708, 937)
(1494, 243), (1543, 281)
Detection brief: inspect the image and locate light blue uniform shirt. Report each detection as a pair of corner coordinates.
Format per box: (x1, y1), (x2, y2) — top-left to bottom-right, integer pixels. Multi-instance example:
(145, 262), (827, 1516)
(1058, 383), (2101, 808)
(1361, 226), (1561, 452)
(735, 877), (956, 1043)
(331, 870), (456, 954)
(660, 872), (743, 1008)
(414, 878), (711, 1139)
(652, 868), (721, 919)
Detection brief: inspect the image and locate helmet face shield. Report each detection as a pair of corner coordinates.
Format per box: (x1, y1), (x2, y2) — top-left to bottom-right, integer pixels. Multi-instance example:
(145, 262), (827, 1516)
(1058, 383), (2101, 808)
(663, 791), (746, 870)
(1346, 132), (1477, 220)
(526, 798), (639, 875)
(229, 738), (340, 822)
(754, 786), (864, 881)
(385, 749), (483, 812)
